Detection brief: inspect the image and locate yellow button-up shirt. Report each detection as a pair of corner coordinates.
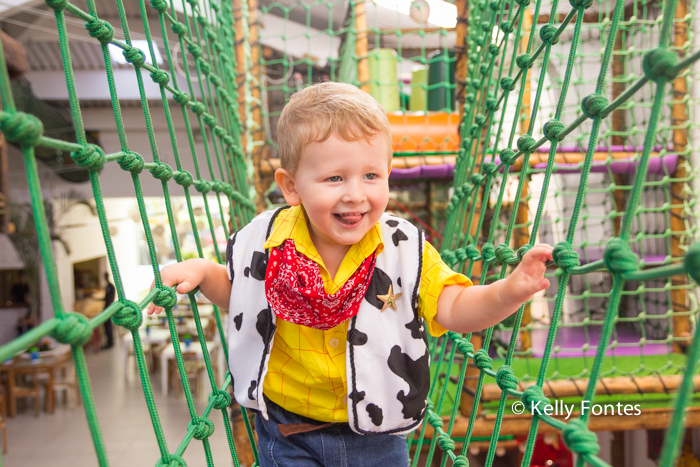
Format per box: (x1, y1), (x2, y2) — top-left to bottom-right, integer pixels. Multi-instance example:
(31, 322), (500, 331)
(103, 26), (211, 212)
(262, 206), (471, 422)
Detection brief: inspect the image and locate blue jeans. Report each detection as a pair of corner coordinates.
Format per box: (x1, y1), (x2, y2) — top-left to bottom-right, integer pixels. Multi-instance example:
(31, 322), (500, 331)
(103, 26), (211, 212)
(255, 397), (410, 467)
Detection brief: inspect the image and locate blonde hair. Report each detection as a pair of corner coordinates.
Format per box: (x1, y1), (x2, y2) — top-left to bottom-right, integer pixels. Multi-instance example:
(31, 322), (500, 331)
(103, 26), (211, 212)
(277, 82), (392, 174)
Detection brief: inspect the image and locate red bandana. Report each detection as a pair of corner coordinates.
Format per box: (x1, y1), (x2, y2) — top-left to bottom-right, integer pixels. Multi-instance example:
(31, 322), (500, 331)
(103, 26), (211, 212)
(265, 239), (376, 330)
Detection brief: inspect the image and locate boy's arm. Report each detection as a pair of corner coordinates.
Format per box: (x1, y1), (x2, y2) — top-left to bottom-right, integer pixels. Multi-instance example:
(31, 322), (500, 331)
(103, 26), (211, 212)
(147, 258), (231, 314)
(434, 244), (553, 334)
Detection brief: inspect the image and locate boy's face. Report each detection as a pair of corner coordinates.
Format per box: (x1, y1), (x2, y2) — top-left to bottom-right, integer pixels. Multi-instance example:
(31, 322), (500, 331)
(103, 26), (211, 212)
(276, 133), (390, 255)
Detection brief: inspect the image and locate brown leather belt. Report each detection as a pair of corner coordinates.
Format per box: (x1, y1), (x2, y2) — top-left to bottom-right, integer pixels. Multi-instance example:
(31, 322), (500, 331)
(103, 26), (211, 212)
(277, 422), (347, 438)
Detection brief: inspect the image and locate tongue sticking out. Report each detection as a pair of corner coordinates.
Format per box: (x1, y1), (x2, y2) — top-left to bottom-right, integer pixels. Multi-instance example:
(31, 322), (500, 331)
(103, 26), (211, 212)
(336, 213), (363, 224)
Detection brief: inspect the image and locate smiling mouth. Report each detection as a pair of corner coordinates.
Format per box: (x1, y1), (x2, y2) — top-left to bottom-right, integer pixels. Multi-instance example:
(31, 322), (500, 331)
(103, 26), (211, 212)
(334, 212), (366, 225)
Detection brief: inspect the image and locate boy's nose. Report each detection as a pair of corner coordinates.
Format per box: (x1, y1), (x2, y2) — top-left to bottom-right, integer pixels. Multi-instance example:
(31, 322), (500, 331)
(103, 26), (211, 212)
(342, 181), (366, 203)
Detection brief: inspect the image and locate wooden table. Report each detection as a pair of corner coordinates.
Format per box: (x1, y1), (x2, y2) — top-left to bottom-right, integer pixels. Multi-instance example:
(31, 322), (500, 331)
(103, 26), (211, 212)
(0, 345), (72, 417)
(160, 340), (221, 396)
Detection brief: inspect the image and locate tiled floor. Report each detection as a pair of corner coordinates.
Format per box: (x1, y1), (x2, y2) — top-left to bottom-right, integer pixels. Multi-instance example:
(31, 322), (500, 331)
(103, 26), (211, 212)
(2, 343), (246, 467)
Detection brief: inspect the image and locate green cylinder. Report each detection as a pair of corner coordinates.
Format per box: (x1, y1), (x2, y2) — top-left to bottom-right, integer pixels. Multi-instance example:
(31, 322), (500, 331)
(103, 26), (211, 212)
(410, 66), (428, 112)
(428, 49), (456, 111)
(368, 48), (400, 111)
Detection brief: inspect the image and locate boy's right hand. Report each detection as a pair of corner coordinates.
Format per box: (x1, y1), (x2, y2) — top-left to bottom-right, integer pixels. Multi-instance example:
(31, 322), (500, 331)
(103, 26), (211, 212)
(147, 258), (208, 315)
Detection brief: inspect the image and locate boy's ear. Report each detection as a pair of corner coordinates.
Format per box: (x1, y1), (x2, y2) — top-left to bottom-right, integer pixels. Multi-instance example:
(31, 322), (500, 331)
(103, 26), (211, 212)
(275, 168), (301, 206)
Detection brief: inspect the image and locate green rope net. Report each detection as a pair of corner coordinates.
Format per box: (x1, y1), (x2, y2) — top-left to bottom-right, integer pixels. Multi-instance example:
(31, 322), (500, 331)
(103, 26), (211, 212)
(1, 0), (700, 465)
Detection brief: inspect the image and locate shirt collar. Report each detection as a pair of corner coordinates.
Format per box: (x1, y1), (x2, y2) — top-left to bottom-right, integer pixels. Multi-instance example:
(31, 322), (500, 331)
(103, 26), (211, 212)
(264, 205), (384, 267)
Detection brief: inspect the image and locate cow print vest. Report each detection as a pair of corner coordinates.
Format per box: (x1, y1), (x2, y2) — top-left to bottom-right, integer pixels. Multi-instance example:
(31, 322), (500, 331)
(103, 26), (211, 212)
(226, 208), (430, 435)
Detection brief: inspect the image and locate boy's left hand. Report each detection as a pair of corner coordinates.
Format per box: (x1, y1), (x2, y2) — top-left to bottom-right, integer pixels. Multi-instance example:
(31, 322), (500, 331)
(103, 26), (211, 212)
(501, 244), (554, 308)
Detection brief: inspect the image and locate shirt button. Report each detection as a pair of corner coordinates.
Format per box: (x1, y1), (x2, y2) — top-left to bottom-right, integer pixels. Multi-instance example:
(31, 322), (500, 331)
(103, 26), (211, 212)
(328, 338), (340, 349)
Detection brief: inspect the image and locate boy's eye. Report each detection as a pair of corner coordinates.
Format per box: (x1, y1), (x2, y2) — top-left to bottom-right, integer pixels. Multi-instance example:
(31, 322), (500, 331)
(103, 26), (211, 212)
(365, 173), (377, 180)
(327, 176), (341, 182)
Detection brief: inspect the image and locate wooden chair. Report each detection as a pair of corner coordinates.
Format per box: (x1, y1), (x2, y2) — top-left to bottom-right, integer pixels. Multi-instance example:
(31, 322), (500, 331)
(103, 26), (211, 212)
(0, 392), (7, 453)
(9, 371), (41, 417)
(41, 357), (80, 412)
(125, 339), (152, 381)
(203, 318), (218, 341)
(169, 351), (206, 398)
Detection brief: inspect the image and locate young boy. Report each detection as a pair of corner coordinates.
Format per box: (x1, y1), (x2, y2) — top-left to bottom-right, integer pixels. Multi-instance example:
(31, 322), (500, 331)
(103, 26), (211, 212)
(149, 82), (553, 466)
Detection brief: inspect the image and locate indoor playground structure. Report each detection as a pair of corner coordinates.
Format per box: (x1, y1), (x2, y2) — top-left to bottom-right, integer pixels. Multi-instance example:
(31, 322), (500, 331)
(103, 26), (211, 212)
(1, 0), (700, 465)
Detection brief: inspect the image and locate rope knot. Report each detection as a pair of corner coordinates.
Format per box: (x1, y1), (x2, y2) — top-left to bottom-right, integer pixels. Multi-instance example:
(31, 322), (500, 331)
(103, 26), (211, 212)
(473, 349), (493, 370)
(488, 44), (499, 56)
(455, 338), (474, 355)
(122, 47), (146, 67)
(516, 54), (532, 69)
(155, 455), (187, 467)
(171, 22), (187, 37)
(188, 417), (215, 440)
(496, 366), (519, 391)
(440, 250), (457, 265)
(482, 161), (498, 176)
(486, 97), (499, 110)
(552, 241), (580, 272)
(52, 313), (93, 346)
(481, 243), (496, 263)
(213, 126), (226, 138)
(603, 238), (639, 275)
(173, 91), (190, 105)
(499, 148), (518, 165)
(543, 119), (565, 142)
(118, 151), (144, 174)
(517, 135), (536, 153)
(173, 170), (194, 188)
(499, 20), (512, 33)
(464, 244), (480, 260)
(71, 144), (105, 172)
(458, 248), (473, 263)
(149, 162), (173, 182)
(46, 0), (67, 11)
(203, 114), (218, 127)
(684, 243), (700, 285)
(150, 70), (170, 87)
(517, 244), (532, 262)
(569, 0), (594, 8)
(562, 419), (599, 456)
(455, 183), (469, 198)
(112, 300), (143, 331)
(187, 44), (203, 59)
(153, 286), (177, 309)
(222, 183), (235, 198)
(85, 19), (115, 45)
(194, 180), (211, 194)
(209, 390), (232, 410)
(521, 385), (550, 411)
(437, 434), (455, 452)
(496, 244), (516, 264)
(426, 412), (443, 428)
(465, 93), (476, 103)
(199, 62), (211, 76)
(469, 173), (485, 186)
(581, 93), (609, 119)
(474, 114), (486, 126)
(516, 0), (530, 5)
(191, 102), (206, 116)
(211, 180), (225, 193)
(500, 77), (515, 91)
(453, 456), (470, 467)
(0, 112), (44, 147)
(642, 47), (679, 81)
(539, 23), (559, 44)
(150, 0), (168, 12)
(210, 75), (222, 87)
